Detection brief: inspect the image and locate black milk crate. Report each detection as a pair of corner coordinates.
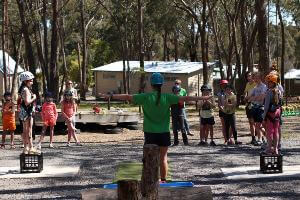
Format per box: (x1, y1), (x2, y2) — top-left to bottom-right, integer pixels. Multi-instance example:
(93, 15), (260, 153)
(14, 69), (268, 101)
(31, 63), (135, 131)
(20, 153), (43, 173)
(260, 152), (283, 174)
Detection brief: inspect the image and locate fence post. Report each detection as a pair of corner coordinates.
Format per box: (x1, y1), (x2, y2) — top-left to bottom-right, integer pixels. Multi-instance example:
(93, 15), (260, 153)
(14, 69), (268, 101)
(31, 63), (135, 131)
(141, 144), (160, 199)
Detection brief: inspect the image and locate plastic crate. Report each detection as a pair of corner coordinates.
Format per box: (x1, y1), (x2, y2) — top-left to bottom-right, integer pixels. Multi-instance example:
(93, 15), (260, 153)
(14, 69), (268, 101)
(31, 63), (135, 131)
(20, 153), (43, 173)
(260, 152), (283, 174)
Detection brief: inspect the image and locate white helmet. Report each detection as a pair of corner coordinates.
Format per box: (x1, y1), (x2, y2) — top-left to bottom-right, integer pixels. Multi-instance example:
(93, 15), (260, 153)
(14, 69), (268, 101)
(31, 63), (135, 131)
(19, 71), (34, 82)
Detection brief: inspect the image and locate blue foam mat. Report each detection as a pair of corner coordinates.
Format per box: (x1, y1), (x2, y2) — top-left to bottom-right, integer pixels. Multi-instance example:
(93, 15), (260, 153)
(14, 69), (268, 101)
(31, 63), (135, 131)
(103, 181), (194, 189)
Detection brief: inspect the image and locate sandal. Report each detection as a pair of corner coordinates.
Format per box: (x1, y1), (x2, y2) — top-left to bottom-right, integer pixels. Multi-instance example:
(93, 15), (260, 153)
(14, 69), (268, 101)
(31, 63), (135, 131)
(10, 144), (16, 149)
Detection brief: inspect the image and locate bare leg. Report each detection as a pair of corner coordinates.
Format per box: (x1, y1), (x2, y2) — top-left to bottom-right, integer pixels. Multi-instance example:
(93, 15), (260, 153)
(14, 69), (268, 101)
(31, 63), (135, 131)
(39, 125), (47, 144)
(28, 117), (34, 149)
(49, 126), (54, 144)
(10, 131), (15, 148)
(209, 125), (214, 141)
(1, 131), (6, 147)
(220, 117), (226, 142)
(159, 147), (168, 180)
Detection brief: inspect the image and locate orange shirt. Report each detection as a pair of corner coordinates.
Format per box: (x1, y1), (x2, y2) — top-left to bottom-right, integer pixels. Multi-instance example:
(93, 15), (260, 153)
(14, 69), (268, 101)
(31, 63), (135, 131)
(62, 100), (75, 118)
(42, 102), (57, 121)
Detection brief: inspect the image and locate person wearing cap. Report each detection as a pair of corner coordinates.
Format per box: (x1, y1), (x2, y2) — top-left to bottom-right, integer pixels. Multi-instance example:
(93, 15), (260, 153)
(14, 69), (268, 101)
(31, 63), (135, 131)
(223, 84), (242, 145)
(174, 79), (194, 136)
(170, 85), (189, 146)
(262, 74), (282, 154)
(247, 72), (267, 145)
(1, 92), (16, 149)
(37, 91), (58, 149)
(18, 71), (38, 154)
(244, 71), (258, 145)
(99, 73), (212, 183)
(198, 85), (216, 146)
(217, 79), (229, 143)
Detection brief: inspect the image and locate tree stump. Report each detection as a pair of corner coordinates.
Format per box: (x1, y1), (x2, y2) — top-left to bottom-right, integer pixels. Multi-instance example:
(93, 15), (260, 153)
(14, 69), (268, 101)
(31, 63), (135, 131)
(117, 180), (141, 200)
(141, 144), (160, 199)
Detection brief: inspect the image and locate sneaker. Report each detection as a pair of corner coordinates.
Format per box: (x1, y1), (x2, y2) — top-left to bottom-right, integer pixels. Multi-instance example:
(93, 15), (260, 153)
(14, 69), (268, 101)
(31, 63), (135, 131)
(227, 140), (234, 145)
(256, 140), (263, 146)
(66, 143), (71, 147)
(29, 147), (38, 154)
(75, 142), (82, 146)
(210, 141), (216, 146)
(251, 139), (258, 145)
(197, 141), (206, 146)
(49, 143), (54, 148)
(235, 140), (242, 145)
(37, 143), (42, 150)
(187, 132), (194, 136)
(23, 146), (30, 154)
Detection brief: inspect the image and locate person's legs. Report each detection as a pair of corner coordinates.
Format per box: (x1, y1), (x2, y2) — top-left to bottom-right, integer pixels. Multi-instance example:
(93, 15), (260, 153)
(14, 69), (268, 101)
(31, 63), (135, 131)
(10, 131), (15, 148)
(224, 115), (230, 143)
(209, 125), (214, 141)
(67, 123), (72, 144)
(183, 109), (193, 135)
(273, 121), (280, 154)
(172, 116), (179, 145)
(159, 147), (168, 181)
(49, 126), (54, 146)
(230, 114), (238, 142)
(22, 120), (29, 152)
(265, 120), (273, 153)
(27, 117), (34, 150)
(179, 116), (188, 145)
(220, 116), (226, 142)
(1, 131), (7, 148)
(39, 125), (47, 144)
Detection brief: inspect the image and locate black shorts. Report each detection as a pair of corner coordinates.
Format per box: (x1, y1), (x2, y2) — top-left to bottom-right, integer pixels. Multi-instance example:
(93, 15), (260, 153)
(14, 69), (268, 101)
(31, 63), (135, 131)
(246, 106), (253, 119)
(201, 117), (215, 125)
(252, 107), (264, 123)
(144, 132), (171, 147)
(219, 110), (225, 118)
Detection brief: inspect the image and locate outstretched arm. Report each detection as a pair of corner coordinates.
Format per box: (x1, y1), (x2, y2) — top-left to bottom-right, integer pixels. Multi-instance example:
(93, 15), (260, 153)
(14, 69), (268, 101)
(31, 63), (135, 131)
(179, 95), (213, 103)
(99, 93), (133, 101)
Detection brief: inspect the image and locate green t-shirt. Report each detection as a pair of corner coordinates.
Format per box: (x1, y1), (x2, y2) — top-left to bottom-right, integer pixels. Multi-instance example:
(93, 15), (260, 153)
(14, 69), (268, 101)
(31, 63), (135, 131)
(133, 92), (179, 133)
(179, 88), (187, 96)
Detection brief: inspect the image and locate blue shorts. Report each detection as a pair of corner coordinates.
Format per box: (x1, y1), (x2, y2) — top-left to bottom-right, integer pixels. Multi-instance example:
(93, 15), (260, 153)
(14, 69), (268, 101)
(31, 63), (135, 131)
(144, 132), (171, 147)
(201, 117), (215, 125)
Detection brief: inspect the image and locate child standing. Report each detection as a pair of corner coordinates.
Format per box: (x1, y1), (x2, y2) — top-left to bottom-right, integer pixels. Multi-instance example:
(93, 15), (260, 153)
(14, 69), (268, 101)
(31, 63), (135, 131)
(222, 85), (241, 145)
(61, 90), (81, 146)
(37, 92), (58, 149)
(262, 74), (281, 155)
(171, 85), (188, 146)
(1, 92), (16, 149)
(198, 85), (216, 146)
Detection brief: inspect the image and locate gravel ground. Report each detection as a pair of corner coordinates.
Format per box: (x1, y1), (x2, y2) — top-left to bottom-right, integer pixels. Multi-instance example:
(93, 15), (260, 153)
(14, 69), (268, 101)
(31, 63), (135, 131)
(1, 109), (300, 200)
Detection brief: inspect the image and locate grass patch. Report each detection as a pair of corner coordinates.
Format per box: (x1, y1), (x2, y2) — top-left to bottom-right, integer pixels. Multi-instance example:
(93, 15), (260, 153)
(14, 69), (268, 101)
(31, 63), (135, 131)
(113, 162), (171, 183)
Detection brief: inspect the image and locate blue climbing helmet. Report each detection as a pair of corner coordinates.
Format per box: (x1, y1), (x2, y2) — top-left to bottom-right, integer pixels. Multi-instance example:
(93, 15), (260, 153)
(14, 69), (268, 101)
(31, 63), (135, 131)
(201, 85), (212, 92)
(172, 85), (181, 93)
(150, 72), (164, 85)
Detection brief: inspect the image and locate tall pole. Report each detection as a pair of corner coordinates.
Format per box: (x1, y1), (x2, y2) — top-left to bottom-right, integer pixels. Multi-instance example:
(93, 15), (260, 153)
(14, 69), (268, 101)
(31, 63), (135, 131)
(138, 0), (145, 94)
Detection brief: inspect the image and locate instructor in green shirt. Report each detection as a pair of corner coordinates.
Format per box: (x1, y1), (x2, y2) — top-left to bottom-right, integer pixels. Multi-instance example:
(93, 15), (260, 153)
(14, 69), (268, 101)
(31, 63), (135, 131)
(100, 73), (211, 182)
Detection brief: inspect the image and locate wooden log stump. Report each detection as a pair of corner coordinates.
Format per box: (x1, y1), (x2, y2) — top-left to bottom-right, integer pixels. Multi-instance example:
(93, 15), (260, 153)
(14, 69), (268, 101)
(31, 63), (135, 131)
(117, 180), (141, 200)
(141, 144), (160, 199)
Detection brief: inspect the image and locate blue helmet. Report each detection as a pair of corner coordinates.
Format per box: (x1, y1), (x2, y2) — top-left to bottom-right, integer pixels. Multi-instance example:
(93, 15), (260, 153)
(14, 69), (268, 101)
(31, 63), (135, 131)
(172, 85), (181, 93)
(45, 91), (53, 98)
(150, 72), (164, 85)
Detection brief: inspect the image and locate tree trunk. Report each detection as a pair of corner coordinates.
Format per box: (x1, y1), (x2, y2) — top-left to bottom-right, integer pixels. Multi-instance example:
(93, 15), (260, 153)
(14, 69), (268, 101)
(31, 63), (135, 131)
(163, 30), (168, 61)
(11, 34), (23, 100)
(118, 180), (141, 200)
(141, 144), (159, 199)
(43, 0), (50, 88)
(200, 0), (208, 84)
(49, 0), (59, 99)
(77, 42), (82, 84)
(174, 29), (179, 62)
(80, 0), (87, 99)
(58, 6), (68, 102)
(138, 0), (145, 94)
(255, 0), (269, 76)
(16, 0), (39, 98)
(277, 1), (285, 88)
(2, 0), (8, 92)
